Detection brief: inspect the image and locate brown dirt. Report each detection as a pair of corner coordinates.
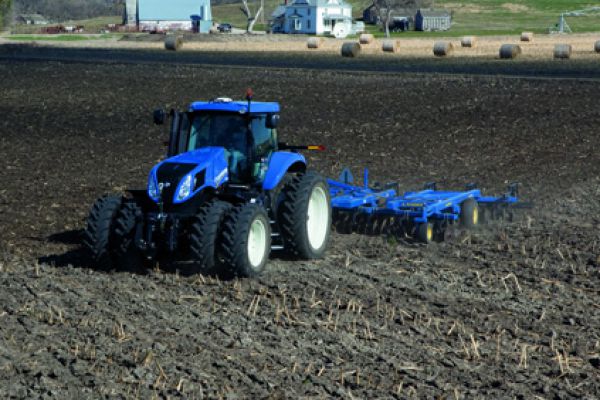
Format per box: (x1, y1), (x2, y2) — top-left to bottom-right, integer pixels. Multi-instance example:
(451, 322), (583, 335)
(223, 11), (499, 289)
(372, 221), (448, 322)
(0, 49), (599, 399)
(3, 32), (600, 60)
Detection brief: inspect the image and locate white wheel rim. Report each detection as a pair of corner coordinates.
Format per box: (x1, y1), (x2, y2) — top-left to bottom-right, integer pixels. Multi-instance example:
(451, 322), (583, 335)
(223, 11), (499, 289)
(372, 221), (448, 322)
(307, 185), (329, 250)
(247, 217), (267, 268)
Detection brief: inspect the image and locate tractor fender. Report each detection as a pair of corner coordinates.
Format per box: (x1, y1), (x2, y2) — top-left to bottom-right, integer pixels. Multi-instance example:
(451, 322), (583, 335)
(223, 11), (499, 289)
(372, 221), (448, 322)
(262, 152), (306, 191)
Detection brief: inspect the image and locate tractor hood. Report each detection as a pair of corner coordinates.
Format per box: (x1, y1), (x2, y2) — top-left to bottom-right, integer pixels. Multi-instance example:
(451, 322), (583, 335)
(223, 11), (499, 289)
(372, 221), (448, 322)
(147, 147), (229, 204)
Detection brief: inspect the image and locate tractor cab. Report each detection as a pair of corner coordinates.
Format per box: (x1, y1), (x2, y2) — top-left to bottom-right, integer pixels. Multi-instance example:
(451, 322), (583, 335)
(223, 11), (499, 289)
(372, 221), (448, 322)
(160, 98), (280, 183)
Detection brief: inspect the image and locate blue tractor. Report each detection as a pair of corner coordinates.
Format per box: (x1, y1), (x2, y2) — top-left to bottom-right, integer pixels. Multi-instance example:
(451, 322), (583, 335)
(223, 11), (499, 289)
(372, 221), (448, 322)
(84, 93), (332, 277)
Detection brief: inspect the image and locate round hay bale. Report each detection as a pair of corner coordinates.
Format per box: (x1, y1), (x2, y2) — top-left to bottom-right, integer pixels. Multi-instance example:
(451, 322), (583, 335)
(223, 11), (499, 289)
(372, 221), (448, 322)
(382, 39), (399, 53)
(499, 44), (522, 59)
(520, 32), (533, 42)
(554, 44), (572, 59)
(433, 41), (454, 57)
(307, 37), (323, 49)
(594, 40), (600, 53)
(341, 42), (361, 58)
(165, 35), (183, 51)
(359, 33), (374, 44)
(461, 36), (477, 48)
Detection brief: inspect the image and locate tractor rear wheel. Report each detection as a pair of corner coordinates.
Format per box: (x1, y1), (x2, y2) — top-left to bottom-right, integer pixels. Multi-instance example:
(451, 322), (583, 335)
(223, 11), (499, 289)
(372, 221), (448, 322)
(279, 171), (332, 259)
(220, 203), (271, 277)
(113, 201), (145, 272)
(83, 195), (122, 270)
(189, 200), (233, 275)
(460, 198), (479, 228)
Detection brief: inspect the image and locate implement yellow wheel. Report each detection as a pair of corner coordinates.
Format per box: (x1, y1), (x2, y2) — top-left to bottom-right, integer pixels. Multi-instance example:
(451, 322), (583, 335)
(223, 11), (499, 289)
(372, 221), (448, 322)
(460, 199), (479, 228)
(416, 222), (434, 243)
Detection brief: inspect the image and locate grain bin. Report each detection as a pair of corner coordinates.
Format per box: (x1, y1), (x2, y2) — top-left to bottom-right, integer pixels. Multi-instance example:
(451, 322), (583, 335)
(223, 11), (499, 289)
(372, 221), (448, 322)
(382, 40), (399, 53)
(433, 41), (454, 57)
(553, 44), (572, 59)
(341, 42), (361, 57)
(499, 44), (522, 59)
(165, 35), (183, 51)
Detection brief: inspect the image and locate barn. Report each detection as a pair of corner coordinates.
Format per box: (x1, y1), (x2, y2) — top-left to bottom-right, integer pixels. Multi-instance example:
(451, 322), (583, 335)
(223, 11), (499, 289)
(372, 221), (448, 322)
(362, 5), (413, 28)
(16, 14), (49, 25)
(415, 9), (451, 31)
(124, 0), (212, 33)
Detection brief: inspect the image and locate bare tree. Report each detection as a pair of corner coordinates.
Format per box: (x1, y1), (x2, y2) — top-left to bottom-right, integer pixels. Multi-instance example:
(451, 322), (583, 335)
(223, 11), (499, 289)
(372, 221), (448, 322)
(372, 0), (431, 37)
(240, 0), (263, 33)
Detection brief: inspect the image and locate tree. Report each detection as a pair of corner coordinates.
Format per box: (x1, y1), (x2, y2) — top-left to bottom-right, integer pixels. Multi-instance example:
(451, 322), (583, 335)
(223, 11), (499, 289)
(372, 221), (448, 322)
(0, 0), (12, 30)
(240, 0), (262, 33)
(372, 0), (431, 37)
(12, 0), (122, 22)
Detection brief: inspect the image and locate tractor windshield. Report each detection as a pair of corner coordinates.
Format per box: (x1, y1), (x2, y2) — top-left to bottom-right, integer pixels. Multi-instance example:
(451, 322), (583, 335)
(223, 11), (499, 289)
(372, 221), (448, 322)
(187, 112), (277, 181)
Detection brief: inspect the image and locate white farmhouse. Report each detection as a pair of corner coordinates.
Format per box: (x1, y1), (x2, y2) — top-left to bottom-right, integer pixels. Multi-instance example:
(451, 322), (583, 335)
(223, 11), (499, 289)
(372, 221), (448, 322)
(271, 0), (354, 38)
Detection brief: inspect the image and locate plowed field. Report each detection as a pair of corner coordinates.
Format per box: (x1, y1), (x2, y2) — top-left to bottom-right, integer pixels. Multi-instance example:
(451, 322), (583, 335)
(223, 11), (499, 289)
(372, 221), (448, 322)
(0, 47), (599, 399)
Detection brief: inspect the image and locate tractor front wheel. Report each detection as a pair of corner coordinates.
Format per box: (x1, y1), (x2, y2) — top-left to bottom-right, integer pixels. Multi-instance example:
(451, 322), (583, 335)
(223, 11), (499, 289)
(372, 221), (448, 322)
(220, 203), (271, 277)
(113, 201), (145, 272)
(189, 200), (233, 275)
(83, 195), (122, 270)
(279, 171), (332, 259)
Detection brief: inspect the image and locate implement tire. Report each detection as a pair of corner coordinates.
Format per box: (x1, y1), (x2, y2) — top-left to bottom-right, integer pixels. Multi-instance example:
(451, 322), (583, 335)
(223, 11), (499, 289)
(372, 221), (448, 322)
(460, 198), (479, 228)
(220, 203), (271, 277)
(279, 171), (332, 259)
(189, 200), (233, 274)
(113, 201), (145, 272)
(416, 222), (434, 243)
(83, 195), (122, 270)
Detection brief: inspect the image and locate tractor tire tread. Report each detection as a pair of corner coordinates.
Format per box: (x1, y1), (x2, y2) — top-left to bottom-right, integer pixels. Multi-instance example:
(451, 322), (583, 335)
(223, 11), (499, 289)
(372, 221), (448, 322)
(278, 170), (331, 259)
(189, 200), (233, 274)
(83, 195), (122, 270)
(220, 203), (270, 277)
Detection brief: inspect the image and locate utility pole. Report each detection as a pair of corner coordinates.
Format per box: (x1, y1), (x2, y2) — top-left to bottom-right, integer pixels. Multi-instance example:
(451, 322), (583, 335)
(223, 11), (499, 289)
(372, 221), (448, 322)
(261, 0), (265, 24)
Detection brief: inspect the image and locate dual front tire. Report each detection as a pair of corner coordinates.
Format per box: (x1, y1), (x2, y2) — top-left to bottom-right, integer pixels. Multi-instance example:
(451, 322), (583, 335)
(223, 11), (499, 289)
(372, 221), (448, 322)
(190, 171), (332, 278)
(83, 195), (143, 271)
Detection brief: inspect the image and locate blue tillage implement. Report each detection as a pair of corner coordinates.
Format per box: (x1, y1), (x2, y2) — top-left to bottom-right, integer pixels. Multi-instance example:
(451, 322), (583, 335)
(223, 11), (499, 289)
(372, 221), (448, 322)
(328, 168), (519, 241)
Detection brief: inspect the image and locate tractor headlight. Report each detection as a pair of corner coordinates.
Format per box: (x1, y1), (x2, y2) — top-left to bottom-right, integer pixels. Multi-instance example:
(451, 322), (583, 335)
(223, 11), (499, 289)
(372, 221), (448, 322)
(175, 174), (193, 202)
(148, 173), (159, 201)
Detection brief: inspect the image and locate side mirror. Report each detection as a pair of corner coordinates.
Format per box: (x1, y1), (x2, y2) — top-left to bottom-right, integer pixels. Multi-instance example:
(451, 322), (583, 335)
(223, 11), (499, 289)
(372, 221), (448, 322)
(153, 108), (166, 125)
(266, 114), (279, 129)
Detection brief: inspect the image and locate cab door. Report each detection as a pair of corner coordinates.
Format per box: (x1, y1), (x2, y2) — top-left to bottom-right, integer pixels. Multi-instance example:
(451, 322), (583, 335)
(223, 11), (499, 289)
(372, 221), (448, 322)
(167, 111), (191, 157)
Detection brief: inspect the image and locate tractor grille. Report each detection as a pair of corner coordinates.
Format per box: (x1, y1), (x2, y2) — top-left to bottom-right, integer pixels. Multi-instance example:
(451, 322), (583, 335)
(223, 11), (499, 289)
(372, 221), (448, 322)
(156, 162), (196, 206)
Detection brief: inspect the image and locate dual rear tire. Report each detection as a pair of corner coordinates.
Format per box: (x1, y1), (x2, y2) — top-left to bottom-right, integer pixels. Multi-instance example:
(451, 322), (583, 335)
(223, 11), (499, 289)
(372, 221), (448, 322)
(278, 171), (332, 259)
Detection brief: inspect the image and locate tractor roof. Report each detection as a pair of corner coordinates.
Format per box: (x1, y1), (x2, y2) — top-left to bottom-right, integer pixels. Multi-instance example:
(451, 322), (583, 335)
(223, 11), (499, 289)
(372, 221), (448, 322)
(189, 100), (280, 114)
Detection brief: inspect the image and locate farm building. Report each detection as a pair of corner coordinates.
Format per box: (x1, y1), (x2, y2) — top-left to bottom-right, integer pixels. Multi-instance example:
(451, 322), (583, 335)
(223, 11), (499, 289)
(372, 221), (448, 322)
(362, 5), (413, 26)
(415, 9), (451, 31)
(124, 0), (212, 33)
(270, 0), (356, 38)
(16, 14), (49, 25)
